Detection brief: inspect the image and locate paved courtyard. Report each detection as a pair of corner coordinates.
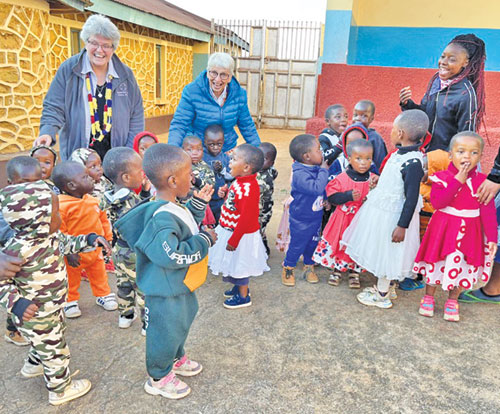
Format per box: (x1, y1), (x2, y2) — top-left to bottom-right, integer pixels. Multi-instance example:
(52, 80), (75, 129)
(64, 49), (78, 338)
(1, 130), (499, 414)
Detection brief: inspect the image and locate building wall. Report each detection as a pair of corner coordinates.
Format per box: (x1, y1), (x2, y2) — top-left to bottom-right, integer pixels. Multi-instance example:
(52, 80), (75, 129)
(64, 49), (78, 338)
(0, 0), (196, 154)
(0, 0), (51, 153)
(311, 0), (500, 171)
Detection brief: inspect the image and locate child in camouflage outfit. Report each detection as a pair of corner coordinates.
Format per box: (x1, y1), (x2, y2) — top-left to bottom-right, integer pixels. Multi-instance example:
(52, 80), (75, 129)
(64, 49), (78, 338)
(257, 143), (278, 255)
(100, 147), (151, 333)
(0, 181), (111, 405)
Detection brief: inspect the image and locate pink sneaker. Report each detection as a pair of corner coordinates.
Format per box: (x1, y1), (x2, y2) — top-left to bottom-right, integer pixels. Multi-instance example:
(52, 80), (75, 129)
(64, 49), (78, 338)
(173, 355), (203, 377)
(444, 299), (460, 322)
(144, 371), (190, 399)
(418, 295), (435, 317)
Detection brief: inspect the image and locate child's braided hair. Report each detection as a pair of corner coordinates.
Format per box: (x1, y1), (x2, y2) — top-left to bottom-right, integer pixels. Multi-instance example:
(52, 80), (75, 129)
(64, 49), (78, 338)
(425, 34), (486, 127)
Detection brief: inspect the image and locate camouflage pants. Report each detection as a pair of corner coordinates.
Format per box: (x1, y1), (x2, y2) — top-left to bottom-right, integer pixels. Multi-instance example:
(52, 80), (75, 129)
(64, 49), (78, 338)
(15, 309), (71, 392)
(113, 246), (145, 320)
(259, 199), (274, 242)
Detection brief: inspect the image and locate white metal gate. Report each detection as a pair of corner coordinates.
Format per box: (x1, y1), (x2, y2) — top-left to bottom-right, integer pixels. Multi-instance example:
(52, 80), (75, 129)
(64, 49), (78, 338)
(213, 20), (322, 129)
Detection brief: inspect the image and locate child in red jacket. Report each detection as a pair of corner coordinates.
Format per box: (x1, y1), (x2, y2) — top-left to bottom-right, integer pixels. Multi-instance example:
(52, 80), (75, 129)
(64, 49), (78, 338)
(208, 144), (269, 309)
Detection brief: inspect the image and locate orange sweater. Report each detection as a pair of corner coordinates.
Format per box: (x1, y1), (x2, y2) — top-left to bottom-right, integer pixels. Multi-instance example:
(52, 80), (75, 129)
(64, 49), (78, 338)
(59, 194), (112, 241)
(420, 149), (450, 214)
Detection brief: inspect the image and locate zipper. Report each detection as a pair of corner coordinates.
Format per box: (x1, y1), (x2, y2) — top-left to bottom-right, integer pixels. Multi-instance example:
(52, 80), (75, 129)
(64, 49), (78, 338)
(430, 90), (440, 137)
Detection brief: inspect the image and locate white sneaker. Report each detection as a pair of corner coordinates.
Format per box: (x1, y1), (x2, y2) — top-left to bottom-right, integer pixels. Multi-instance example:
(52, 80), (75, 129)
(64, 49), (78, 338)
(118, 313), (137, 329)
(48, 379), (91, 406)
(21, 359), (44, 378)
(357, 288), (392, 309)
(144, 372), (190, 399)
(365, 285), (398, 300)
(96, 293), (118, 311)
(64, 301), (81, 319)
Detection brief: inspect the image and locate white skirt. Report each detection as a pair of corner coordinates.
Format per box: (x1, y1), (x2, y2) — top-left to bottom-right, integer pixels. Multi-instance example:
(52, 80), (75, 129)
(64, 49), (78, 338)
(341, 204), (421, 281)
(208, 226), (270, 278)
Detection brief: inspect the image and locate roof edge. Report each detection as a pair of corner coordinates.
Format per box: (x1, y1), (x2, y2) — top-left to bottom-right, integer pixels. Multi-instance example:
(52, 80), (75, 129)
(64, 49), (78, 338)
(86, 0), (211, 42)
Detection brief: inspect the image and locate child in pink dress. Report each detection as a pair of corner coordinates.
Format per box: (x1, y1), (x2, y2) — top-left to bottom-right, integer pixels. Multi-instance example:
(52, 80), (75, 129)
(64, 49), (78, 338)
(313, 139), (375, 288)
(414, 132), (498, 322)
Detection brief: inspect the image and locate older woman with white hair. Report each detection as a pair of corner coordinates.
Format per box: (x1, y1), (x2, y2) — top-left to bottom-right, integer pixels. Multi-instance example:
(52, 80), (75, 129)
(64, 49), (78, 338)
(35, 14), (144, 161)
(168, 52), (260, 152)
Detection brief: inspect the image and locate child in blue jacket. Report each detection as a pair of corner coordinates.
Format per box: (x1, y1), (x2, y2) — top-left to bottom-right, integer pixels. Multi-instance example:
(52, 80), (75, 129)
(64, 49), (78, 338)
(282, 134), (329, 287)
(115, 144), (216, 400)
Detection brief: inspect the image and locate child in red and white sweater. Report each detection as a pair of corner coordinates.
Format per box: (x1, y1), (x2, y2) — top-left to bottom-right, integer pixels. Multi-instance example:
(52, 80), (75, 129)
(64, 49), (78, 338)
(208, 144), (269, 309)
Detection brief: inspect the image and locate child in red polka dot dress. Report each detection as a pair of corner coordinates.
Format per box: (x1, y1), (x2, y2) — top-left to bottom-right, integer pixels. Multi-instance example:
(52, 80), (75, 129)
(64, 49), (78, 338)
(414, 132), (498, 322)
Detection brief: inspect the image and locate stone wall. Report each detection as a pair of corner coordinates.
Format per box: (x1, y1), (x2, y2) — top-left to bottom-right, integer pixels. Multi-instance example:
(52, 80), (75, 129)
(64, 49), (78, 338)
(0, 1), (51, 153)
(0, 1), (195, 153)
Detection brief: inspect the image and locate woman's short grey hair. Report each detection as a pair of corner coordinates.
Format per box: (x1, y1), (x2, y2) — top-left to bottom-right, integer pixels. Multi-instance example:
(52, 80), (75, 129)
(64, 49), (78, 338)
(207, 53), (235, 74)
(80, 14), (121, 49)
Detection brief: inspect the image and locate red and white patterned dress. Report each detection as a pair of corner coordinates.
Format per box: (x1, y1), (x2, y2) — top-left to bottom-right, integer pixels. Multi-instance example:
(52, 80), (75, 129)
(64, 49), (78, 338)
(413, 164), (497, 290)
(313, 171), (373, 272)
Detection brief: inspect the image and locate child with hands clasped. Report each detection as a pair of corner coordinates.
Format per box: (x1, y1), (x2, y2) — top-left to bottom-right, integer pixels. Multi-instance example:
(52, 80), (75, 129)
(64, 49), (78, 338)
(342, 110), (430, 309)
(282, 134), (329, 287)
(313, 139), (375, 288)
(209, 144), (269, 309)
(115, 144), (216, 400)
(0, 181), (111, 405)
(414, 132), (497, 322)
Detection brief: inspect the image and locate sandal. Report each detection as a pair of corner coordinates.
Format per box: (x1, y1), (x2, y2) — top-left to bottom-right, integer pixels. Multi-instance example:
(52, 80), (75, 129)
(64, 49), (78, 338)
(328, 272), (341, 286)
(348, 273), (361, 289)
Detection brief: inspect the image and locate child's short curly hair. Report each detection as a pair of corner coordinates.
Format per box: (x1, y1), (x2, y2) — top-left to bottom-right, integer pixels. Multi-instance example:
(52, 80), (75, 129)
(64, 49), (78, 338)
(289, 134), (316, 163)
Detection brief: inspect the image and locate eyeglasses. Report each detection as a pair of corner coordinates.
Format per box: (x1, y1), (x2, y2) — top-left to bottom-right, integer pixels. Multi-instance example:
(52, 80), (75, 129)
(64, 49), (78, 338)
(87, 39), (114, 51)
(208, 70), (230, 81)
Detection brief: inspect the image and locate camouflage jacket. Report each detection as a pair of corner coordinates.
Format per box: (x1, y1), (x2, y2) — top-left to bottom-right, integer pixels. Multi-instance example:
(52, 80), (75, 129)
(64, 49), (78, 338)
(99, 187), (148, 247)
(0, 180), (98, 319)
(180, 161), (215, 204)
(257, 166), (278, 203)
(0, 232), (96, 319)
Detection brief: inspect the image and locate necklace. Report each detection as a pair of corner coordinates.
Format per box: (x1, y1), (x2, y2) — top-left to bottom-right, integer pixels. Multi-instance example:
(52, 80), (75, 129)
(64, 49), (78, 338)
(85, 73), (113, 143)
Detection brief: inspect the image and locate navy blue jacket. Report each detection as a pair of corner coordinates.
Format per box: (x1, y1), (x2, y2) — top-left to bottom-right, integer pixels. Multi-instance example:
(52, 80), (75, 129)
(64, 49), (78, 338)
(290, 162), (329, 224)
(168, 70), (260, 152)
(367, 129), (388, 168)
(401, 77), (478, 152)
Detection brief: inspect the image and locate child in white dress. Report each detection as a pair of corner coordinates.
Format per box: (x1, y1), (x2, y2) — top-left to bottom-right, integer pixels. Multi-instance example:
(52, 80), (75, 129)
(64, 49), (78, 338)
(341, 110), (429, 309)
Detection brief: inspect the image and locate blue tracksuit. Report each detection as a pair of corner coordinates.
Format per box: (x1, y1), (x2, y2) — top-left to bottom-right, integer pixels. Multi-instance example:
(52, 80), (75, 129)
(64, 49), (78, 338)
(284, 162), (329, 267)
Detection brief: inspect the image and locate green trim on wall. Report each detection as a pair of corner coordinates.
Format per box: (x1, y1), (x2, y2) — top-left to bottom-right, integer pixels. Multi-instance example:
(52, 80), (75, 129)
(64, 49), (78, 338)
(193, 53), (209, 78)
(86, 0), (211, 42)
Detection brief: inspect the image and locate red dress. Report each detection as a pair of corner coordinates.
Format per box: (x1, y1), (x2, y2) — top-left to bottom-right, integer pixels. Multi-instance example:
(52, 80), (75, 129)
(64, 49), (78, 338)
(313, 171), (372, 272)
(413, 165), (497, 290)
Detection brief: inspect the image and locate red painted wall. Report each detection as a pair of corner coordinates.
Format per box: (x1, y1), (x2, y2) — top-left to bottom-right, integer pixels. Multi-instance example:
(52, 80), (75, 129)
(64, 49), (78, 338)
(307, 63), (500, 171)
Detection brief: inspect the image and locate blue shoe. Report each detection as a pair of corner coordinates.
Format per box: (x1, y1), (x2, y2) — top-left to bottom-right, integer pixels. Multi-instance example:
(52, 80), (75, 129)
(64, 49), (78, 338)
(223, 293), (252, 309)
(398, 278), (424, 291)
(458, 288), (500, 304)
(223, 285), (250, 298)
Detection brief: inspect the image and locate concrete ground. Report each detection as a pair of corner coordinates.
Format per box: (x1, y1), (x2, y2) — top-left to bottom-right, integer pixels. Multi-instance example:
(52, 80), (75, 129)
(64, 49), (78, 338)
(1, 129), (500, 413)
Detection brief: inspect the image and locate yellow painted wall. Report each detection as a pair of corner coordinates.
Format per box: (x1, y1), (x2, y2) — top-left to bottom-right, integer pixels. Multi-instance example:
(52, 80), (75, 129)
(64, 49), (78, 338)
(0, 1), (196, 153)
(352, 0), (500, 29)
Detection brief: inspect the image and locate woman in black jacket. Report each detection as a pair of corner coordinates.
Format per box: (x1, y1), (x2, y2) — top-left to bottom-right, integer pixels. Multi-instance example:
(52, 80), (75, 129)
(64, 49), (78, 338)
(399, 34), (486, 152)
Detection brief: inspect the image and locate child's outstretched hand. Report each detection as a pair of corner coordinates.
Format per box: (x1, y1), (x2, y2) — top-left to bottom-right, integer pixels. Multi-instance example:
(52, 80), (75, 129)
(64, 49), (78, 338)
(352, 189), (361, 201)
(488, 242), (498, 260)
(23, 303), (38, 321)
(213, 160), (223, 174)
(391, 226), (406, 243)
(94, 236), (112, 257)
(218, 184), (228, 199)
(226, 244), (235, 251)
(399, 86), (412, 105)
(142, 175), (151, 192)
(194, 184), (214, 202)
(455, 162), (470, 184)
(201, 226), (218, 244)
(369, 175), (379, 189)
(66, 253), (81, 268)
